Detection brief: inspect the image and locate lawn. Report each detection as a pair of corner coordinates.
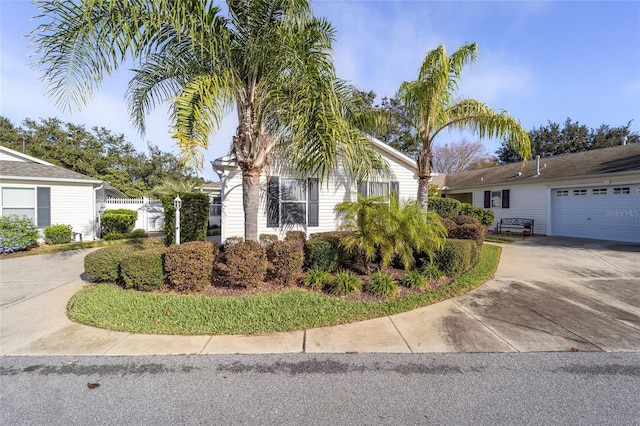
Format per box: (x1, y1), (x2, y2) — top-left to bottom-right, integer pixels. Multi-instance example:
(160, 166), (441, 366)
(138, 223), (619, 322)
(67, 244), (501, 335)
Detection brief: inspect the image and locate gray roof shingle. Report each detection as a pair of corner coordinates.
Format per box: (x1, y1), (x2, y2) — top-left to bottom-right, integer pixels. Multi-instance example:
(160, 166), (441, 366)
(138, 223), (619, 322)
(444, 143), (640, 189)
(0, 160), (101, 183)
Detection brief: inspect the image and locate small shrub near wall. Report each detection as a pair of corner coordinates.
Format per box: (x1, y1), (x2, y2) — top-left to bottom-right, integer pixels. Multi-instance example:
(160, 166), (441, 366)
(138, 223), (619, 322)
(447, 215), (487, 248)
(44, 224), (73, 245)
(284, 231), (306, 244)
(164, 241), (218, 292)
(259, 234), (279, 261)
(460, 204), (494, 227)
(271, 240), (304, 286)
(101, 209), (137, 235)
(428, 197), (462, 219)
(304, 238), (340, 272)
(120, 247), (166, 291)
(434, 239), (476, 277)
(0, 215), (40, 253)
(219, 240), (267, 289)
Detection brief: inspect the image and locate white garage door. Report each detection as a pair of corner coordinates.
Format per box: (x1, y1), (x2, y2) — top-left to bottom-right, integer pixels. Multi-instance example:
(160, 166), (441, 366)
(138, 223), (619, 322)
(551, 185), (640, 243)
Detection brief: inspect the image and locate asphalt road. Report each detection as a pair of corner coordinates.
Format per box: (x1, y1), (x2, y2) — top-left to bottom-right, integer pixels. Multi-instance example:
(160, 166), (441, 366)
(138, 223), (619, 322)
(2, 352), (639, 425)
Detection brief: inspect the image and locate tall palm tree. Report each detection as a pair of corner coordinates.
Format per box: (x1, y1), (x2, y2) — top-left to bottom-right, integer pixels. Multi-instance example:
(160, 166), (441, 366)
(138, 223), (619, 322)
(372, 43), (531, 209)
(31, 0), (386, 241)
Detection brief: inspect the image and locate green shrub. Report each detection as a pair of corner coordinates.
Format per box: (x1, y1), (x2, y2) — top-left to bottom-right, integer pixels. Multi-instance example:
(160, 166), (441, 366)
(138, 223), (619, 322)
(420, 263), (444, 280)
(120, 247), (166, 291)
(368, 271), (399, 298)
(428, 197), (462, 219)
(129, 229), (147, 238)
(84, 244), (139, 282)
(302, 268), (333, 290)
(164, 241), (218, 292)
(0, 215), (40, 253)
(103, 232), (126, 241)
(162, 193), (209, 245)
(460, 204), (494, 227)
(101, 209), (137, 235)
(401, 270), (427, 289)
(435, 239), (475, 277)
(304, 238), (340, 272)
(331, 270), (361, 295)
(43, 224), (72, 245)
(271, 240), (305, 286)
(219, 240), (267, 289)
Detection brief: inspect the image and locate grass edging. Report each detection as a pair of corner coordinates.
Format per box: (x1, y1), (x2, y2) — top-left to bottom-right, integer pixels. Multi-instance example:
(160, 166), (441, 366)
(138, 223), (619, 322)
(67, 244), (502, 335)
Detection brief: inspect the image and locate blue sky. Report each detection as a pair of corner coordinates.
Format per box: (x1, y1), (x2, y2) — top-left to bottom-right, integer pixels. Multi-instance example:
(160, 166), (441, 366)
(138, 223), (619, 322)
(1, 1), (639, 182)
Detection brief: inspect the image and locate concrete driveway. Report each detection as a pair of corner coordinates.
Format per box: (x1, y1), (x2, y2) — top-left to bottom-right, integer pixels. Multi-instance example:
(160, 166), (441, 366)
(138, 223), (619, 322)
(1, 237), (639, 355)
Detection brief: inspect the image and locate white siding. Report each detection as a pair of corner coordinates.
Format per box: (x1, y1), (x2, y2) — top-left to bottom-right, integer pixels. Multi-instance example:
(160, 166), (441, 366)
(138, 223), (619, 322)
(51, 184), (96, 240)
(471, 185), (548, 234)
(218, 145), (419, 242)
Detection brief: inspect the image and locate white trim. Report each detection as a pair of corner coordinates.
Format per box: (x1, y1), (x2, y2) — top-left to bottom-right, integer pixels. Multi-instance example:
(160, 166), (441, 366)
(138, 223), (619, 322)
(1, 175), (102, 185)
(0, 145), (55, 166)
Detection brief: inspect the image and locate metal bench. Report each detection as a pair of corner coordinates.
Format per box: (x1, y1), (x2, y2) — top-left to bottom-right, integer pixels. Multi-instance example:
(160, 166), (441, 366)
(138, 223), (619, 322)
(497, 218), (534, 236)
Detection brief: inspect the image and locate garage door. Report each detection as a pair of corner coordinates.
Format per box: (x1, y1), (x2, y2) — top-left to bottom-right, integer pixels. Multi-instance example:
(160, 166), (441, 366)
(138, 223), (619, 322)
(551, 185), (640, 243)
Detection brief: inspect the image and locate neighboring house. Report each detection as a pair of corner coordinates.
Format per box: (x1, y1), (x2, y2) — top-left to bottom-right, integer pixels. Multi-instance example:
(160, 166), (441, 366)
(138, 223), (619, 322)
(442, 143), (640, 243)
(196, 181), (222, 227)
(212, 136), (420, 243)
(0, 145), (126, 241)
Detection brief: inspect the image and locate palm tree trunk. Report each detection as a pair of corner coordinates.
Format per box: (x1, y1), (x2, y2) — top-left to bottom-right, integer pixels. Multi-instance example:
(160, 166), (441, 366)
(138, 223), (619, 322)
(242, 169), (261, 241)
(416, 148), (433, 210)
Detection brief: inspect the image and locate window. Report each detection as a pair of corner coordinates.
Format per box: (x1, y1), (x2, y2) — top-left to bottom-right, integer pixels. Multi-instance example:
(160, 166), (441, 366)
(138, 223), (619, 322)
(613, 187), (630, 195)
(592, 188), (607, 195)
(209, 196), (221, 216)
(0, 187), (50, 227)
(556, 190), (569, 197)
(484, 189), (510, 208)
(358, 181), (399, 201)
(573, 189), (587, 196)
(267, 177), (318, 227)
(280, 179), (306, 225)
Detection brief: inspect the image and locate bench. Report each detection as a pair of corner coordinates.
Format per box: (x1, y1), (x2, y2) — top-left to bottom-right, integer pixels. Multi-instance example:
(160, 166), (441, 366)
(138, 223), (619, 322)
(496, 218), (534, 236)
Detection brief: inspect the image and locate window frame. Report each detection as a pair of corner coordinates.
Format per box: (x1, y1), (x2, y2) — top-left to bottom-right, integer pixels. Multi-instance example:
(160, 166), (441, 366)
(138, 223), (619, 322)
(280, 178), (307, 225)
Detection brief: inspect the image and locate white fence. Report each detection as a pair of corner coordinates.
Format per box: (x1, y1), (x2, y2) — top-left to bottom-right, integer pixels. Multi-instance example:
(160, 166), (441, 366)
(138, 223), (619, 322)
(104, 198), (164, 232)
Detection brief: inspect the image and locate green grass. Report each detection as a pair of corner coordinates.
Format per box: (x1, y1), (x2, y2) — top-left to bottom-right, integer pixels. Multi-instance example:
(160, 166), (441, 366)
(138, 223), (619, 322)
(67, 245), (502, 335)
(485, 236), (515, 244)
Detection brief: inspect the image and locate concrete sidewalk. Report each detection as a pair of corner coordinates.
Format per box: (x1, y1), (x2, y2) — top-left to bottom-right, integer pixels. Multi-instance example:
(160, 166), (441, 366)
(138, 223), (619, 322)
(1, 237), (639, 356)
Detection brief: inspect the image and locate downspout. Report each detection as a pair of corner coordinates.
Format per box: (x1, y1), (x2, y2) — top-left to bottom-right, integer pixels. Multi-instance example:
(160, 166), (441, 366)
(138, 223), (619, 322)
(93, 184), (104, 241)
(535, 155), (541, 176)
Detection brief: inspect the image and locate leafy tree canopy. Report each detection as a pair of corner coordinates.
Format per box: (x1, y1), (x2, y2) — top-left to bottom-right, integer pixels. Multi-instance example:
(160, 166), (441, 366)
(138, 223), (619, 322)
(497, 118), (639, 163)
(0, 116), (201, 197)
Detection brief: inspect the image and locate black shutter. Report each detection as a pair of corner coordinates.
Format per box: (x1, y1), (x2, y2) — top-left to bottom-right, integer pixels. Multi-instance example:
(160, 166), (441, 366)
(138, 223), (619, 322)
(358, 181), (368, 197)
(390, 181), (400, 202)
(37, 187), (51, 227)
(308, 178), (319, 227)
(502, 189), (510, 209)
(267, 177), (280, 227)
(484, 191), (491, 208)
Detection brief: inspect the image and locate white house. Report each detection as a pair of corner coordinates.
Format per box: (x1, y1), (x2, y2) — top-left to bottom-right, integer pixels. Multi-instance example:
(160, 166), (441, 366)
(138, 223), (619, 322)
(212, 137), (420, 243)
(442, 143), (640, 243)
(0, 145), (126, 241)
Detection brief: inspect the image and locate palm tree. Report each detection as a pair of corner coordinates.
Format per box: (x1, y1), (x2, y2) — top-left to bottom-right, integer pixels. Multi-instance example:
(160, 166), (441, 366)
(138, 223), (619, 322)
(370, 43), (531, 209)
(31, 0), (386, 241)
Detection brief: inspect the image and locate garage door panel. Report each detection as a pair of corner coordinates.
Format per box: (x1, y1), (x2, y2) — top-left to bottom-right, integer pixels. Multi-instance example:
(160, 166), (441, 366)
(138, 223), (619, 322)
(551, 185), (640, 243)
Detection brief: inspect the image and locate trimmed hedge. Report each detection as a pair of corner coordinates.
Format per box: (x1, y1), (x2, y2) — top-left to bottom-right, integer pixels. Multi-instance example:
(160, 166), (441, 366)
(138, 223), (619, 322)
(84, 238), (163, 282)
(428, 197), (462, 219)
(219, 240), (267, 288)
(259, 234), (279, 261)
(460, 204), (495, 227)
(434, 239), (476, 277)
(120, 247), (166, 291)
(162, 192), (209, 245)
(164, 241), (218, 292)
(304, 237), (340, 272)
(84, 244), (140, 282)
(44, 224), (72, 245)
(0, 215), (40, 253)
(446, 215), (487, 249)
(284, 231), (306, 244)
(101, 209), (137, 235)
(271, 240), (305, 286)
